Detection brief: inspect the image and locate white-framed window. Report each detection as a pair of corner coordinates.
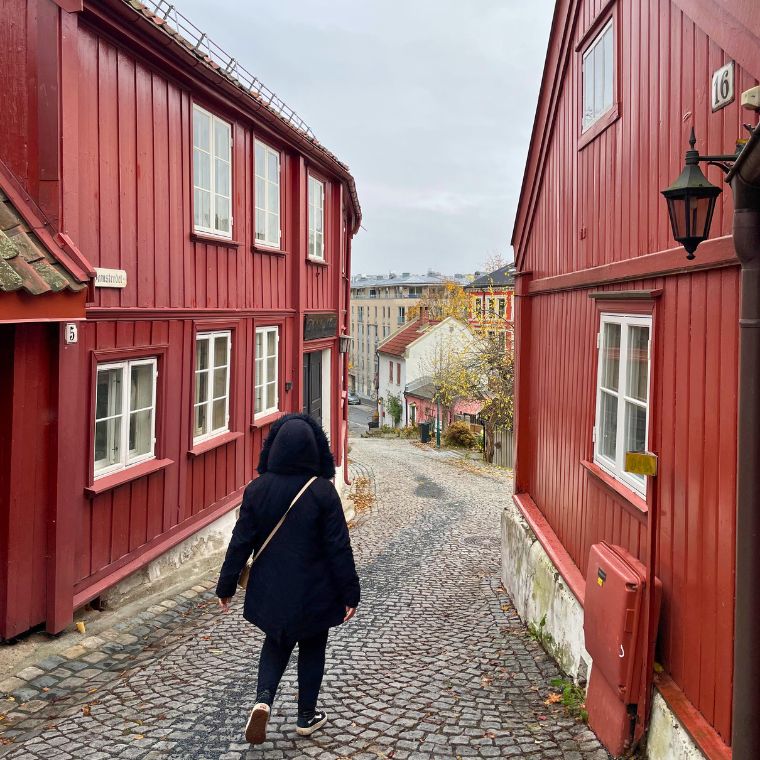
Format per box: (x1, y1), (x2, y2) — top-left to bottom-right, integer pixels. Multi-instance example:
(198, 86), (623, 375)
(255, 326), (279, 417)
(308, 175), (325, 260)
(193, 331), (232, 443)
(594, 313), (651, 495)
(398, 306), (405, 325)
(94, 358), (157, 478)
(255, 140), (280, 247)
(582, 19), (614, 131)
(193, 104), (232, 237)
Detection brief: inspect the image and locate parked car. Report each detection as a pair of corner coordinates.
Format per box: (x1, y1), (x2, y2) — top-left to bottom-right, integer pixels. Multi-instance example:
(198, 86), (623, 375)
(347, 391), (361, 405)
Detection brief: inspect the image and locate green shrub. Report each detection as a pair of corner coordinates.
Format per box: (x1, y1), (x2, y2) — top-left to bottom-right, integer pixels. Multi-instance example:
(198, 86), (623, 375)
(444, 420), (477, 448)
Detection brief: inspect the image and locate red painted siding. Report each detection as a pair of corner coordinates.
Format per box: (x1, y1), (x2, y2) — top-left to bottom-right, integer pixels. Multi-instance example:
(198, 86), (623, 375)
(0, 0), (357, 638)
(513, 0), (755, 746)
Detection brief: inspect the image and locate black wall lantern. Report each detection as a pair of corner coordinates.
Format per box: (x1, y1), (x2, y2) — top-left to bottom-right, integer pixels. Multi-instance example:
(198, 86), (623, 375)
(662, 127), (746, 259)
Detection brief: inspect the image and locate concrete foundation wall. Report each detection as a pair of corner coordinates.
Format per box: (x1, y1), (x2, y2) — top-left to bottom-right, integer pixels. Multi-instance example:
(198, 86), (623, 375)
(500, 502), (590, 680)
(500, 501), (708, 760)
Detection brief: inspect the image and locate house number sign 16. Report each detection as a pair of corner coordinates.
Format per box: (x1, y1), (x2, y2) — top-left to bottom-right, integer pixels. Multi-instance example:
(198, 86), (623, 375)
(711, 61), (734, 112)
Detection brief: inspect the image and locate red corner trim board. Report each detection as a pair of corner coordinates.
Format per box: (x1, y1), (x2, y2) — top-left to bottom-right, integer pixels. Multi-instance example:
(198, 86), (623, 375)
(512, 492), (731, 760)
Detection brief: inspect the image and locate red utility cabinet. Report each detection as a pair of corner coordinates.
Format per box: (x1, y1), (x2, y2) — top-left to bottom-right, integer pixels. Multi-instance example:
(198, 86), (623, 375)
(583, 543), (662, 757)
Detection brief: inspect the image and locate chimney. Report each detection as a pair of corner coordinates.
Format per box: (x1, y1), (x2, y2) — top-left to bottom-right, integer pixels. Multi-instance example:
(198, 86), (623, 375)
(420, 305), (430, 323)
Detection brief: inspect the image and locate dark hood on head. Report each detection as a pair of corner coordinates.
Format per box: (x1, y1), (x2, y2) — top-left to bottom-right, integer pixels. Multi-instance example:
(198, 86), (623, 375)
(257, 413), (336, 478)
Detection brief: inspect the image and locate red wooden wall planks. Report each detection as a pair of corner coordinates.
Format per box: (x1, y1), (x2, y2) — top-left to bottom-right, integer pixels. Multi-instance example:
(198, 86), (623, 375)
(513, 0), (754, 745)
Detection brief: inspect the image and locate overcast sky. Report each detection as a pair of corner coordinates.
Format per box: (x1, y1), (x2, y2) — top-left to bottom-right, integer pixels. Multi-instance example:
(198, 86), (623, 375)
(176, 0), (555, 275)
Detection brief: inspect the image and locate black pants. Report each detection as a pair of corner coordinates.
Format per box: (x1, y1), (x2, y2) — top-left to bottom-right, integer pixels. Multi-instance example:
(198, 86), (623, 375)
(256, 630), (329, 715)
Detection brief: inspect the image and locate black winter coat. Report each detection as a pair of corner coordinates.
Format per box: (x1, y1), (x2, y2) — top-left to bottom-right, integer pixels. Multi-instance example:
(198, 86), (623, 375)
(216, 414), (360, 643)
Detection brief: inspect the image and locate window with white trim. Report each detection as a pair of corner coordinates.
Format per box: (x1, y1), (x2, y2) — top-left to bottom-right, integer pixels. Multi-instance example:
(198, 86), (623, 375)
(94, 359), (157, 478)
(594, 314), (651, 494)
(193, 331), (231, 443)
(255, 326), (279, 417)
(582, 20), (614, 131)
(193, 104), (232, 237)
(308, 175), (325, 260)
(255, 140), (280, 247)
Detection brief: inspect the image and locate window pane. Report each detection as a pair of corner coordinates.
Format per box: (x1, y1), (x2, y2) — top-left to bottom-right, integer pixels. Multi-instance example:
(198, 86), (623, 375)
(215, 195), (230, 233)
(266, 381), (276, 410)
(583, 49), (594, 126)
(194, 188), (211, 229)
(96, 368), (122, 420)
(255, 385), (263, 414)
(255, 208), (266, 241)
(193, 109), (210, 151)
(308, 229), (315, 256)
(267, 330), (277, 356)
(130, 363), (154, 411)
(255, 142), (265, 173)
(195, 403), (207, 437)
(267, 356), (276, 380)
(129, 408), (153, 459)
(256, 331), (263, 357)
(212, 398), (226, 430)
(196, 338), (209, 371)
(594, 38), (604, 117)
(601, 322), (621, 391)
(95, 417), (121, 471)
(267, 212), (278, 244)
(268, 151), (278, 181)
(625, 401), (647, 454)
(194, 149), (210, 191)
(315, 231), (323, 257)
(603, 25), (613, 111)
(308, 177), (314, 203)
(195, 371), (208, 405)
(213, 367), (228, 398)
(626, 325), (649, 402)
(215, 159), (230, 196)
(599, 390), (618, 460)
(214, 335), (229, 367)
(270, 183), (280, 214)
(214, 120), (230, 160)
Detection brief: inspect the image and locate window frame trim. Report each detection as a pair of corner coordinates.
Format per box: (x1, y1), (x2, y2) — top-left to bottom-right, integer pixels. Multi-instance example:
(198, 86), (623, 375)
(91, 348), (164, 483)
(254, 139), (283, 250)
(307, 172), (327, 262)
(593, 311), (652, 497)
(254, 325), (281, 420)
(192, 102), (234, 239)
(192, 329), (233, 445)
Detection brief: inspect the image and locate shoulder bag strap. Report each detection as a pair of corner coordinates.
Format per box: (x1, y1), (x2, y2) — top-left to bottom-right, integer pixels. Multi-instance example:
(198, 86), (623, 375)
(251, 476), (317, 565)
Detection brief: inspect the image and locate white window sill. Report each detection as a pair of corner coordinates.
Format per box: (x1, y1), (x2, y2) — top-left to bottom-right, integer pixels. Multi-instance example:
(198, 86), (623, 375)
(307, 256), (328, 266)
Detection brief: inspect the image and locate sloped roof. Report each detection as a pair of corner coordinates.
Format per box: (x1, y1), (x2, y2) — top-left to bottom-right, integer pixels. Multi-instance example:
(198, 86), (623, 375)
(405, 375), (436, 400)
(511, 0), (760, 268)
(0, 179), (89, 296)
(465, 264), (516, 290)
(377, 318), (441, 357)
(118, 0), (361, 232)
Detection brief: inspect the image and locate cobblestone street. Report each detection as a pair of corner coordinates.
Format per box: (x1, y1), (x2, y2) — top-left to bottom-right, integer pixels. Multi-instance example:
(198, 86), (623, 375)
(0, 437), (608, 759)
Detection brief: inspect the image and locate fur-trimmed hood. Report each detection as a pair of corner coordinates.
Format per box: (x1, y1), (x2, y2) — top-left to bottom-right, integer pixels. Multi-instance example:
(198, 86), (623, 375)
(257, 413), (336, 479)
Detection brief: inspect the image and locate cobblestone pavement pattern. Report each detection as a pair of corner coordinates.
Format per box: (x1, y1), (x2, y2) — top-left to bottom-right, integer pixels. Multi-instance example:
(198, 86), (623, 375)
(0, 438), (609, 759)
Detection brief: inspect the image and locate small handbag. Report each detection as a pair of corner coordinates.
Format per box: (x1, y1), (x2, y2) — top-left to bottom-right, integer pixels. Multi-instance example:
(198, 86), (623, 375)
(238, 476), (317, 589)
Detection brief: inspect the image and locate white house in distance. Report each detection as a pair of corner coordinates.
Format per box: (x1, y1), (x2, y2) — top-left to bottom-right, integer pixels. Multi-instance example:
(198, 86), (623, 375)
(376, 313), (475, 427)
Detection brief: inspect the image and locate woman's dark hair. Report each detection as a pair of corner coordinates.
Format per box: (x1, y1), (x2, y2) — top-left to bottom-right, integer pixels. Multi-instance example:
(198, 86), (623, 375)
(257, 413), (336, 479)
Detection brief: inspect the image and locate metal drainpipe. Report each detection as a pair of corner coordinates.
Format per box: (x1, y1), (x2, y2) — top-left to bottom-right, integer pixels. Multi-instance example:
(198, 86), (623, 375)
(726, 129), (760, 758)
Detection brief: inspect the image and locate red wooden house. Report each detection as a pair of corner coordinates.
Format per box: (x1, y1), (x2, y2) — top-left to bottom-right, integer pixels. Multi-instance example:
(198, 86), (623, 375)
(0, 0), (359, 641)
(507, 1), (759, 758)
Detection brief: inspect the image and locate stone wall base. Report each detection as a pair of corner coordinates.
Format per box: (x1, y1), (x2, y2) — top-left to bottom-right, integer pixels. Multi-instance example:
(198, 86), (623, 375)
(100, 465), (356, 611)
(500, 501), (707, 760)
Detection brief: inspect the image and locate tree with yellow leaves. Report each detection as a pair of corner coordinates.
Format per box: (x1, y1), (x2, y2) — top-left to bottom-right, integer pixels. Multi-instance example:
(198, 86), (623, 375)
(407, 280), (470, 322)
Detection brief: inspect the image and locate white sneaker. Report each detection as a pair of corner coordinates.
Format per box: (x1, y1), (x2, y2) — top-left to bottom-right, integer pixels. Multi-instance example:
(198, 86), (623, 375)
(245, 702), (270, 744)
(296, 709), (328, 736)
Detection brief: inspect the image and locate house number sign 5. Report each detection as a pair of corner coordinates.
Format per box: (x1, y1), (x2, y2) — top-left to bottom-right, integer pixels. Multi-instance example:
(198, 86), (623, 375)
(711, 61), (734, 112)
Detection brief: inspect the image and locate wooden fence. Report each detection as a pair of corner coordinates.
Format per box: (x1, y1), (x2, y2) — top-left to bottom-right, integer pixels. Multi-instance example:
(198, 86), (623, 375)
(492, 427), (514, 468)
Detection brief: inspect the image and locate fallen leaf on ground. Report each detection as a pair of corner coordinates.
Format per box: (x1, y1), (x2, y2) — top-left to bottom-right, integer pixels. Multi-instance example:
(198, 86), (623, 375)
(82, 705), (91, 717)
(544, 693), (562, 705)
(480, 675), (493, 687)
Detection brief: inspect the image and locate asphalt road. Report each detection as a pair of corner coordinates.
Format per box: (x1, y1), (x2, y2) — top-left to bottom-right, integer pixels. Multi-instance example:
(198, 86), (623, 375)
(348, 401), (374, 434)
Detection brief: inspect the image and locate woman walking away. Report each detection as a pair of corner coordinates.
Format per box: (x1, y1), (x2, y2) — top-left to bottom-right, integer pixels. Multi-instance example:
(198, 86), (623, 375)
(216, 413), (360, 745)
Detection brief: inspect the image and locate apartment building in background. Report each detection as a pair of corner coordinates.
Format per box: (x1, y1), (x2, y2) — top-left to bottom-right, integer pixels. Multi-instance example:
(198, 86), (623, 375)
(348, 272), (470, 399)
